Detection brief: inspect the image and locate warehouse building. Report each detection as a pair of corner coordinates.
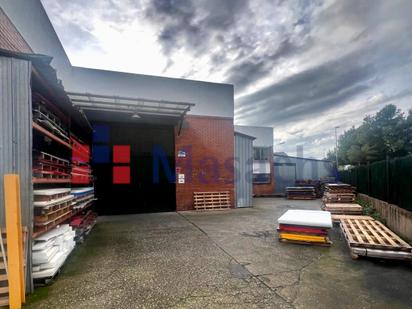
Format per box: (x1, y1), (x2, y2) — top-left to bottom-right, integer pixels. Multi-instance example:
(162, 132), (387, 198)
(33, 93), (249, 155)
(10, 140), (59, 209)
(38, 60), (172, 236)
(273, 153), (335, 194)
(0, 0), (252, 295)
(0, 1), (236, 214)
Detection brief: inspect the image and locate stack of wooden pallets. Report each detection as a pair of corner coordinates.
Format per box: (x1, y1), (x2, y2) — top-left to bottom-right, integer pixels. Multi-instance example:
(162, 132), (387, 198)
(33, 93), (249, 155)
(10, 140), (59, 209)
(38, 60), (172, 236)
(295, 180), (322, 197)
(193, 191), (231, 211)
(340, 217), (412, 261)
(322, 183), (356, 203)
(285, 186), (316, 200)
(321, 183), (362, 215)
(33, 151), (71, 182)
(33, 189), (74, 237)
(277, 210), (333, 246)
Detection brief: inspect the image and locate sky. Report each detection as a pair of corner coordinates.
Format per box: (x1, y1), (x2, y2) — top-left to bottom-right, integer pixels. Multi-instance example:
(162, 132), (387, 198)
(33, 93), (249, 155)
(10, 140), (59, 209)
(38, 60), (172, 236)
(41, 0), (412, 159)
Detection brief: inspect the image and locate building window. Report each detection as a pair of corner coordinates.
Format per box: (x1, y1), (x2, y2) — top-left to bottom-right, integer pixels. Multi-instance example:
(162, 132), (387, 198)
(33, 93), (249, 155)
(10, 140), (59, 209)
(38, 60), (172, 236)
(253, 147), (271, 161)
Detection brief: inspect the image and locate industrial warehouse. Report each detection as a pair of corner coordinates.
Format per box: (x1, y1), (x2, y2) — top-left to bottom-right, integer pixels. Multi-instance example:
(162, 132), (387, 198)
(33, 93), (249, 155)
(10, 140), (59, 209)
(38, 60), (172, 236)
(1, 1), (412, 309)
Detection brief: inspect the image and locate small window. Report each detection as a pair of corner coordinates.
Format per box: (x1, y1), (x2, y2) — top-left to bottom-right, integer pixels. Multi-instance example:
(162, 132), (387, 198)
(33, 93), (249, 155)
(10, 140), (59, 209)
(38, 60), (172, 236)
(253, 147), (271, 161)
(253, 173), (271, 184)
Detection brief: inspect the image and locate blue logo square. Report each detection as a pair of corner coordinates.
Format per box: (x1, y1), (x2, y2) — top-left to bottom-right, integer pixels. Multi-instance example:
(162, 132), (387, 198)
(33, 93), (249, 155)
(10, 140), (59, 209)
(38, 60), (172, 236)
(93, 125), (109, 143)
(92, 145), (110, 163)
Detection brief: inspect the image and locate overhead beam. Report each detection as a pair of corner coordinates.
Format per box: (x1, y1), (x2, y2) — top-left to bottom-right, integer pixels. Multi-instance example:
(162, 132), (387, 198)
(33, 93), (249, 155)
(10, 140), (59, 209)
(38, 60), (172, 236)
(67, 92), (195, 107)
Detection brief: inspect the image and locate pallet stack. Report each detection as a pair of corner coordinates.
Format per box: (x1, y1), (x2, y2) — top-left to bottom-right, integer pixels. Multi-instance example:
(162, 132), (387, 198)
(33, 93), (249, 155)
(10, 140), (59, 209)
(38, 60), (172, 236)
(286, 186), (316, 200)
(295, 180), (322, 197)
(193, 191), (231, 211)
(32, 225), (75, 282)
(322, 184), (356, 203)
(340, 217), (412, 261)
(277, 210), (333, 246)
(33, 151), (71, 183)
(321, 183), (362, 215)
(33, 189), (74, 237)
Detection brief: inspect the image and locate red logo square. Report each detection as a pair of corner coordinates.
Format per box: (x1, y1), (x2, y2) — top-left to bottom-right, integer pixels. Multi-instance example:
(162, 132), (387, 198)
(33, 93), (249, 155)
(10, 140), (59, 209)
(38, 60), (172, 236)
(113, 166), (130, 184)
(113, 145), (130, 163)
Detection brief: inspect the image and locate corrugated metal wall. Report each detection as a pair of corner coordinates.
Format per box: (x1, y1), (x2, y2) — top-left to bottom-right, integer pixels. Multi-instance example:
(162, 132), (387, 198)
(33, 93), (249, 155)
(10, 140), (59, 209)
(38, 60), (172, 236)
(0, 55), (33, 292)
(235, 133), (253, 207)
(273, 155), (334, 180)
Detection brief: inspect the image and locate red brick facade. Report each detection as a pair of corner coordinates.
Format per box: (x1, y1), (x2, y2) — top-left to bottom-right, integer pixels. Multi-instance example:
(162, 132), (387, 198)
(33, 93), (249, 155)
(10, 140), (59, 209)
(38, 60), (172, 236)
(0, 8), (32, 53)
(175, 115), (235, 211)
(253, 151), (275, 196)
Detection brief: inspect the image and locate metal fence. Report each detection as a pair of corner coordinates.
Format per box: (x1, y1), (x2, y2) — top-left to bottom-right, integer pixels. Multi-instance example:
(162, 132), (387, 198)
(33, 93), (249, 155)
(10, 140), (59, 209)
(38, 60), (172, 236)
(339, 155), (412, 211)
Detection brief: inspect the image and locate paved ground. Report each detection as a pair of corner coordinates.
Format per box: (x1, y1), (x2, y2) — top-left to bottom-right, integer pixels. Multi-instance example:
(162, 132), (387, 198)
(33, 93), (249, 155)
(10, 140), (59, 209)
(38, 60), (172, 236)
(25, 198), (412, 308)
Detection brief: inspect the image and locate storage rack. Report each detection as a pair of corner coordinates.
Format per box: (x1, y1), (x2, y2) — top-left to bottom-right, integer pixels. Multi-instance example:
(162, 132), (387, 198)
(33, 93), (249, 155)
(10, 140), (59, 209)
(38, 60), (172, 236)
(31, 79), (96, 282)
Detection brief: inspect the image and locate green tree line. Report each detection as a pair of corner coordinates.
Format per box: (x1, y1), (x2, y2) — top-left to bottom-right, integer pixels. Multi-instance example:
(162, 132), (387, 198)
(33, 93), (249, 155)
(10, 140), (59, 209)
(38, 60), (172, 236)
(326, 104), (412, 166)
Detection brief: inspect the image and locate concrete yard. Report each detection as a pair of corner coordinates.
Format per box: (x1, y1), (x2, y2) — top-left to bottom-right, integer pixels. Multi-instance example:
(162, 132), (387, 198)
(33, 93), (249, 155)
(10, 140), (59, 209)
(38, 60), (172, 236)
(25, 198), (412, 308)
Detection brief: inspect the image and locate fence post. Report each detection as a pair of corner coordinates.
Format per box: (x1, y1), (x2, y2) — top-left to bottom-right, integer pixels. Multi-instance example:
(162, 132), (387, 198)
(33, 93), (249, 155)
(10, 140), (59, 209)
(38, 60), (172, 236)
(367, 162), (370, 196)
(386, 155), (390, 202)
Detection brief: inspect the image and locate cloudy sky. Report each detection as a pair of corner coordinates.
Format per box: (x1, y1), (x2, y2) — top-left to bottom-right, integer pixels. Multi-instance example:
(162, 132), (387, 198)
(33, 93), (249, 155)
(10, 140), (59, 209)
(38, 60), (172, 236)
(41, 0), (412, 159)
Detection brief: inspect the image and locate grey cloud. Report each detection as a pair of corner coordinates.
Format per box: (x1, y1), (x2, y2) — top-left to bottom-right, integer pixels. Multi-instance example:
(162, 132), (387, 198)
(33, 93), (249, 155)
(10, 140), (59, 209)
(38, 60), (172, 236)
(236, 49), (377, 126)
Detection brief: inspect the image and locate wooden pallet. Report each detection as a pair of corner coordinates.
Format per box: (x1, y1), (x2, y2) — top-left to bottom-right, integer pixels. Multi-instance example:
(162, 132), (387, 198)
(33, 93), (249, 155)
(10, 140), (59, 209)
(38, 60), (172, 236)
(33, 212), (72, 238)
(324, 184), (355, 194)
(34, 198), (73, 215)
(33, 163), (70, 175)
(35, 151), (70, 167)
(0, 228), (28, 307)
(33, 189), (71, 202)
(341, 218), (412, 252)
(32, 170), (71, 180)
(323, 193), (356, 203)
(331, 215), (374, 222)
(322, 203), (363, 215)
(194, 191), (231, 210)
(34, 204), (72, 224)
(287, 196), (316, 200)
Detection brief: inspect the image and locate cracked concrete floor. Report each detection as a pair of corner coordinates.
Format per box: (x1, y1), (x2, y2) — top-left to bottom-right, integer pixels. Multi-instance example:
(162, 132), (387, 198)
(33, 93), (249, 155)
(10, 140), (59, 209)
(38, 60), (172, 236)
(25, 198), (412, 309)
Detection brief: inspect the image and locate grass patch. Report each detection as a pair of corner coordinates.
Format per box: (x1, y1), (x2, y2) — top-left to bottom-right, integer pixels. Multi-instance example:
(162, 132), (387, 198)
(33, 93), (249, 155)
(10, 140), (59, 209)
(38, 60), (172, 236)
(357, 198), (385, 223)
(24, 286), (50, 307)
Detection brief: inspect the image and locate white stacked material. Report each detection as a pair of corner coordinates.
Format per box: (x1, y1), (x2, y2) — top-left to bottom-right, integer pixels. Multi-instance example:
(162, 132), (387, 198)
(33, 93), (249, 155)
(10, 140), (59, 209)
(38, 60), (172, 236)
(71, 187), (95, 212)
(278, 210), (333, 228)
(32, 224), (75, 279)
(277, 210), (333, 246)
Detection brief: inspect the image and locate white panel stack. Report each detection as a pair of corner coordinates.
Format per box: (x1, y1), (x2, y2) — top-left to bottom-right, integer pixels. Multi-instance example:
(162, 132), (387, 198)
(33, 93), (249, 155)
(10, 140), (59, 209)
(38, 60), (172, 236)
(32, 224), (75, 279)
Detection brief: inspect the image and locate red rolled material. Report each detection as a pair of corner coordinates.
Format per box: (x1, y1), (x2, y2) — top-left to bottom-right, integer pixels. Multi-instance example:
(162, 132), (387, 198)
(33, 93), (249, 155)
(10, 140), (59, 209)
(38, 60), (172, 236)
(277, 224), (328, 235)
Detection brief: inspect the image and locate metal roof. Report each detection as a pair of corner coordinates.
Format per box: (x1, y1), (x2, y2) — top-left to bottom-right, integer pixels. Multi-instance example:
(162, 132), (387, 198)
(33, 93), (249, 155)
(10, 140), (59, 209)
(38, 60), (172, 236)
(67, 92), (195, 120)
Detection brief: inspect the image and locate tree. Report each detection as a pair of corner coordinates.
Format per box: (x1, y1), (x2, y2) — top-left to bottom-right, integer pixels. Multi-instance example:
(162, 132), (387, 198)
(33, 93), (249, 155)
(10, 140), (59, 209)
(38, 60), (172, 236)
(327, 104), (412, 166)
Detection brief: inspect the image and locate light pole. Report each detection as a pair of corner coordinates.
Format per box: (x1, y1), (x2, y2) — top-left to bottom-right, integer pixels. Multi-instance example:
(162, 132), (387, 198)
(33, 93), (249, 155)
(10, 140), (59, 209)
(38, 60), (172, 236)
(334, 126), (340, 170)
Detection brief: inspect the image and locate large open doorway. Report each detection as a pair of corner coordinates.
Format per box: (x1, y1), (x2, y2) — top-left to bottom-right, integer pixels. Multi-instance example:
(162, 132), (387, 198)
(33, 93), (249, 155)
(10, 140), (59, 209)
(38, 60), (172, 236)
(68, 92), (195, 215)
(92, 122), (176, 215)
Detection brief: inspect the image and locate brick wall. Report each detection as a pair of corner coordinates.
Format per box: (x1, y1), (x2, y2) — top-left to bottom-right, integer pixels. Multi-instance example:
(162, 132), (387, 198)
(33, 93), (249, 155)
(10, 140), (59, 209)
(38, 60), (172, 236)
(0, 8), (32, 53)
(253, 153), (275, 196)
(175, 115), (234, 211)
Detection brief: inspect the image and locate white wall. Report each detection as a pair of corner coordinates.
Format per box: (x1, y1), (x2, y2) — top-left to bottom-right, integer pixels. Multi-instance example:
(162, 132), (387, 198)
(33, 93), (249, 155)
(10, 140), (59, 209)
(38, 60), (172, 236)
(234, 125), (274, 148)
(66, 67), (234, 118)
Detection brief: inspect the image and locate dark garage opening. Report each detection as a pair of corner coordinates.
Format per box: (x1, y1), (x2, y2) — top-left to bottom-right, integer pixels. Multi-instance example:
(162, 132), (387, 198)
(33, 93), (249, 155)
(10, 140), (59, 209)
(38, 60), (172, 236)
(68, 92), (194, 215)
(92, 122), (176, 215)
